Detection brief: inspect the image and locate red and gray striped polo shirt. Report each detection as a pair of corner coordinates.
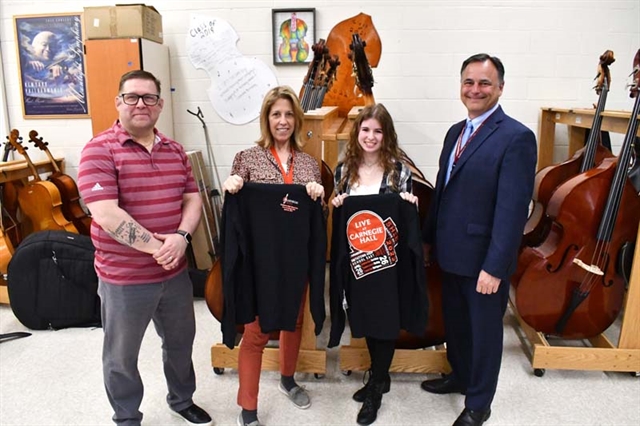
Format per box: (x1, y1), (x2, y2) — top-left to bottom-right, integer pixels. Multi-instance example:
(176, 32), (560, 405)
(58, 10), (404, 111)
(78, 121), (198, 285)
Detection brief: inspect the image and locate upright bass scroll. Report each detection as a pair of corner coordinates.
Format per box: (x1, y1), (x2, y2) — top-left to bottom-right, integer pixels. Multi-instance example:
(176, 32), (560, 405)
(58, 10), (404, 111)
(521, 50), (616, 248)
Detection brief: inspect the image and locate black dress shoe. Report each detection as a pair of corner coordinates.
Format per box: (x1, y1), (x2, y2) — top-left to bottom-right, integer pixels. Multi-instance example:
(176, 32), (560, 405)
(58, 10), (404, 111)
(353, 373), (390, 402)
(356, 382), (385, 425)
(170, 404), (213, 426)
(420, 375), (466, 395)
(452, 408), (491, 426)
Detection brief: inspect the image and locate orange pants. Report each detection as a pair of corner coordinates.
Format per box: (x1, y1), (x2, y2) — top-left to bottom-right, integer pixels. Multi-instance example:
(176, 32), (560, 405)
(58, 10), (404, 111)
(237, 295), (306, 410)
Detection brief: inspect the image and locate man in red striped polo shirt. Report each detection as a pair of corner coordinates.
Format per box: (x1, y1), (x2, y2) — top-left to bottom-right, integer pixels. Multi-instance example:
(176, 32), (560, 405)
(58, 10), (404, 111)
(78, 70), (212, 426)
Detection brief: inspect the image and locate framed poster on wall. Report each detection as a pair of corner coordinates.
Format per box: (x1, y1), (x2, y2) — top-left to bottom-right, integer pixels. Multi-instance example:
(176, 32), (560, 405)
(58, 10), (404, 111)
(272, 8), (316, 65)
(14, 13), (89, 118)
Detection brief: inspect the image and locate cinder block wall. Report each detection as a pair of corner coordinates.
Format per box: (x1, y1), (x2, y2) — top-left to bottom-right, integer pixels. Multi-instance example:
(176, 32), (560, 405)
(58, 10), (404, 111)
(1, 0), (638, 184)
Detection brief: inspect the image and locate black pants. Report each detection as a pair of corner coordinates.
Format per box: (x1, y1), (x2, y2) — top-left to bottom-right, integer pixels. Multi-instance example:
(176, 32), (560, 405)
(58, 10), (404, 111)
(366, 336), (395, 382)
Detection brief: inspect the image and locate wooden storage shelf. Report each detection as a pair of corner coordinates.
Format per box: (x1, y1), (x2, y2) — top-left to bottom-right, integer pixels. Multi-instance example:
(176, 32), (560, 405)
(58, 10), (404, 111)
(340, 337), (450, 374)
(0, 286), (8, 305)
(319, 106), (362, 171)
(0, 158), (65, 184)
(537, 107), (640, 170)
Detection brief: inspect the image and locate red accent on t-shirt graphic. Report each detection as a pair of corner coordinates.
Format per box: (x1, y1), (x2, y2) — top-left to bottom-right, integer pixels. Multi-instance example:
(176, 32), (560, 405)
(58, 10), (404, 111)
(346, 210), (399, 279)
(347, 211), (386, 252)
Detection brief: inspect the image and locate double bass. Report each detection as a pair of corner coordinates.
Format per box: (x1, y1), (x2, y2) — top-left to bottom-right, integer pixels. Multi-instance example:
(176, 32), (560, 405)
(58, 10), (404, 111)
(323, 13), (382, 116)
(513, 50), (640, 338)
(522, 51), (616, 247)
(299, 40), (329, 111)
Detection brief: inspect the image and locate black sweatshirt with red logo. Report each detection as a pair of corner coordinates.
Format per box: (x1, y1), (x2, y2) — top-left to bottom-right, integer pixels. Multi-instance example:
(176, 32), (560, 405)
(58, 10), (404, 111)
(329, 193), (428, 347)
(221, 182), (326, 349)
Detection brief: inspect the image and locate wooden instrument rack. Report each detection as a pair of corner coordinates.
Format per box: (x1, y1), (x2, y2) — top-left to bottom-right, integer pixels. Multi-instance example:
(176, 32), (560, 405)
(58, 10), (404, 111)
(537, 107), (640, 170)
(512, 107), (640, 375)
(340, 338), (450, 374)
(300, 106), (350, 171)
(0, 157), (65, 305)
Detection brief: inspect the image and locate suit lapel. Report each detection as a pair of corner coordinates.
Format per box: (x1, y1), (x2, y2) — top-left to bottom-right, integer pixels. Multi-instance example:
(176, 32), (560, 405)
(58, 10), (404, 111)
(442, 120), (466, 167)
(448, 107), (505, 182)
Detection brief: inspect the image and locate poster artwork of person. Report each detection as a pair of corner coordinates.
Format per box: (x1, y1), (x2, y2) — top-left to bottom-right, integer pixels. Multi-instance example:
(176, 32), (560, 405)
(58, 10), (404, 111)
(15, 14), (89, 117)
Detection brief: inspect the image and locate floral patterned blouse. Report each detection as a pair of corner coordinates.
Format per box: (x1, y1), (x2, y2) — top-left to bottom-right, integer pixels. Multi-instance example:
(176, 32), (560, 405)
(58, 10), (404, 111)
(230, 145), (321, 185)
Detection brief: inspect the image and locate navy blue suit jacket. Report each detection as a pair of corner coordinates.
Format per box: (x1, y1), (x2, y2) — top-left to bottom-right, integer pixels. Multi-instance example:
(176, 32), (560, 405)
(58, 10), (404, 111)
(423, 106), (537, 281)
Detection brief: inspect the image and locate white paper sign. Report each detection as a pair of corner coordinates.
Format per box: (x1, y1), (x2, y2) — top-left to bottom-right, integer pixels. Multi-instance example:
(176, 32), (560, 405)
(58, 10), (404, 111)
(187, 15), (277, 125)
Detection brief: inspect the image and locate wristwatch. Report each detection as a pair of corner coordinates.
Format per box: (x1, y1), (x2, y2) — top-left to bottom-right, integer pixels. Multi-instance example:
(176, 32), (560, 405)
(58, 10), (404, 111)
(176, 229), (192, 244)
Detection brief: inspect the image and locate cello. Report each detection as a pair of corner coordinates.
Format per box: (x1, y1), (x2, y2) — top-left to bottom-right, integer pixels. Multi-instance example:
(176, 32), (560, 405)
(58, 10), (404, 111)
(0, 194), (15, 281)
(522, 51), (616, 247)
(513, 50), (640, 339)
(6, 129), (78, 235)
(28, 130), (92, 235)
(1, 142), (22, 248)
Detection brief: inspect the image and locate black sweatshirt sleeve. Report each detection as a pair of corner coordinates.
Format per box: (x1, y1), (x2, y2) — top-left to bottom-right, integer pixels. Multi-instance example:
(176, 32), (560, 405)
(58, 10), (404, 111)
(328, 206), (346, 347)
(308, 198), (327, 336)
(221, 195), (244, 349)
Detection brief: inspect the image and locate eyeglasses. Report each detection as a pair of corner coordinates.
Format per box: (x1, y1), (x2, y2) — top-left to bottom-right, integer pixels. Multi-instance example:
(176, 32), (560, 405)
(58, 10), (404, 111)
(120, 93), (160, 106)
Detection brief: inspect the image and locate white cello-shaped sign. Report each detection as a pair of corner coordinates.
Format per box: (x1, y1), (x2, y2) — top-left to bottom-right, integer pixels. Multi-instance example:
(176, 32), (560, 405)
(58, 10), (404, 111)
(187, 15), (277, 125)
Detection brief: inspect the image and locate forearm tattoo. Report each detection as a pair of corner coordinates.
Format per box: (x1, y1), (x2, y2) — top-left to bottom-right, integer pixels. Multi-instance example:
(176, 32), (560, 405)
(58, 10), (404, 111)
(110, 220), (152, 247)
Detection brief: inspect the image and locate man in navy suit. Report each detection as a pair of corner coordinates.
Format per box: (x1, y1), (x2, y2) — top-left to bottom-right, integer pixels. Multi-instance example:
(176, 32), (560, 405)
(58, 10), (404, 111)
(421, 54), (537, 426)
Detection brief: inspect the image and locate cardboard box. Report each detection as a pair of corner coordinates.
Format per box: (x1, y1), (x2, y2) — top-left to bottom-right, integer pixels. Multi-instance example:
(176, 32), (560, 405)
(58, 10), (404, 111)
(84, 4), (163, 44)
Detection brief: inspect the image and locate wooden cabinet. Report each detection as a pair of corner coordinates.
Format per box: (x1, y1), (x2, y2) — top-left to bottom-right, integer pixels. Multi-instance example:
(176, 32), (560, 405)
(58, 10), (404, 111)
(84, 38), (174, 138)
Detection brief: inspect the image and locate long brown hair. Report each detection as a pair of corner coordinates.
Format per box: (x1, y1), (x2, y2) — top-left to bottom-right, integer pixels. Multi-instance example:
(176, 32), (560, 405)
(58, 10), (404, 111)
(337, 103), (402, 192)
(256, 86), (304, 151)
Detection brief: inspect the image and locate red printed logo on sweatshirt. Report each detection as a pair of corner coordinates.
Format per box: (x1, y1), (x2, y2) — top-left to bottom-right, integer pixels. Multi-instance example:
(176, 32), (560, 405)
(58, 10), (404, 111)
(280, 193), (299, 212)
(346, 210), (399, 279)
(347, 211), (385, 252)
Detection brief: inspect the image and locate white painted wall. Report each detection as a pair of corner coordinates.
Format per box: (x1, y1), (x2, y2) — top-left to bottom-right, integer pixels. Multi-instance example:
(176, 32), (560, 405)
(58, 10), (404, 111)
(1, 0), (638, 185)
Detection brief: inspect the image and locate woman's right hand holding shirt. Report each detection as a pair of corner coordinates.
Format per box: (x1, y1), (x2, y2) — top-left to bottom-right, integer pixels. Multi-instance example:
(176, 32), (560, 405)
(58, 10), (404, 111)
(222, 174), (244, 194)
(331, 193), (349, 208)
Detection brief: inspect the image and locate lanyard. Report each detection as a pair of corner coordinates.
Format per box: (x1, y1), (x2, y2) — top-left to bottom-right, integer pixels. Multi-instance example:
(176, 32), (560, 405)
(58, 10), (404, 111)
(270, 145), (295, 184)
(452, 110), (496, 166)
(453, 121), (480, 165)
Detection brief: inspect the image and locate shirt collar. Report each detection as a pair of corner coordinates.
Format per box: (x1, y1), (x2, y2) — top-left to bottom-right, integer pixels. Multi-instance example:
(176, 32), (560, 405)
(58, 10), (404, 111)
(467, 103), (500, 130)
(112, 120), (163, 146)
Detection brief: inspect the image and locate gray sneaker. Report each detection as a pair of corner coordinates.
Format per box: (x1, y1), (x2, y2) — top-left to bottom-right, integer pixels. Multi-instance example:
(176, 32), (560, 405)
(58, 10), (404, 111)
(278, 382), (311, 409)
(237, 412), (261, 426)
